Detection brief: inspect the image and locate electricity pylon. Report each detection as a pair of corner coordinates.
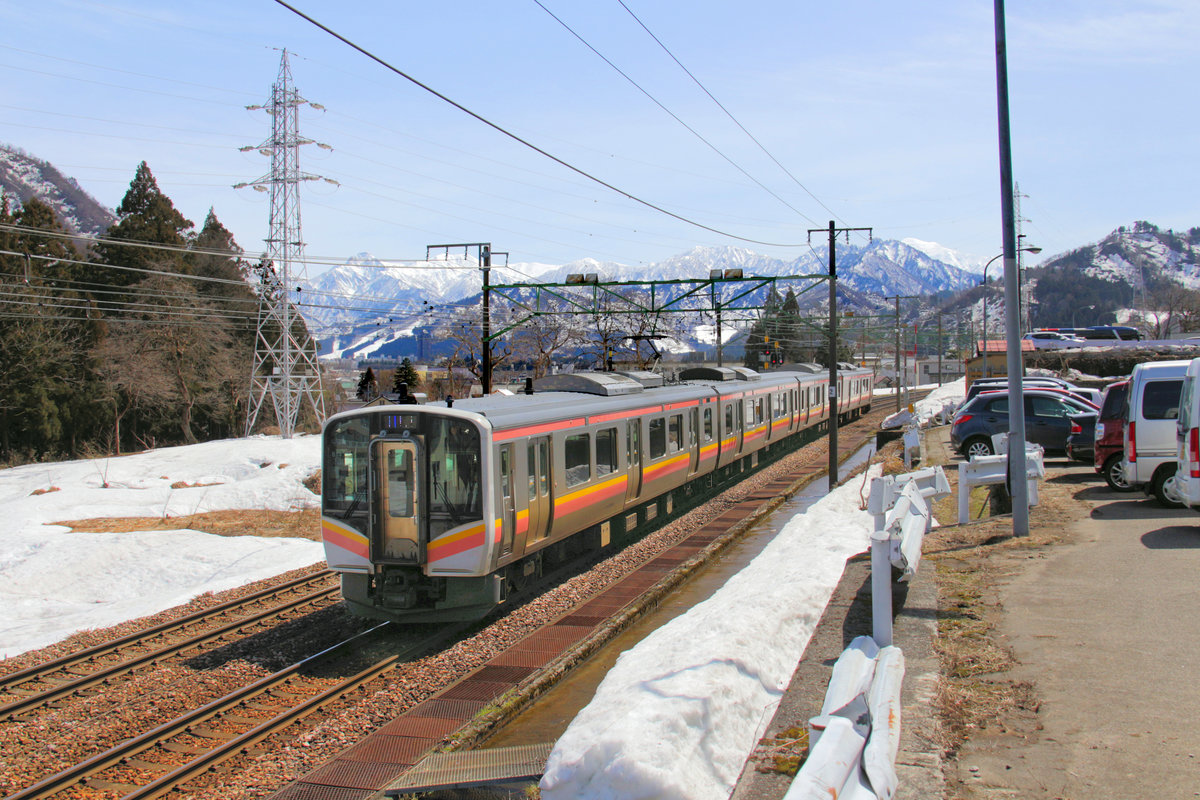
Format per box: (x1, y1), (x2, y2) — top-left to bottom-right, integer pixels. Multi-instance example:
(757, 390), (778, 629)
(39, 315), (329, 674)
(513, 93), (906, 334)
(237, 50), (333, 438)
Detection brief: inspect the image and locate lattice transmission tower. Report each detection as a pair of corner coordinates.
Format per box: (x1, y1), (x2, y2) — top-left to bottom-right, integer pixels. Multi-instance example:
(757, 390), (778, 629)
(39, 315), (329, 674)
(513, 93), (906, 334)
(237, 50), (331, 438)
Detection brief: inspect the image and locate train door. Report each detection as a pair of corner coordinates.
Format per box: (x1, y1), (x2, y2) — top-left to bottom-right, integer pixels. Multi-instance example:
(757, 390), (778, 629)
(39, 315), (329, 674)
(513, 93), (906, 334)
(375, 439), (421, 562)
(526, 436), (552, 543)
(625, 419), (643, 502)
(498, 444), (515, 556)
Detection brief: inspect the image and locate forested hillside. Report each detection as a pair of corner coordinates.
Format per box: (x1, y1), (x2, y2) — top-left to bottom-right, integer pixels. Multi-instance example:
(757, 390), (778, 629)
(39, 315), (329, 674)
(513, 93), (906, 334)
(0, 162), (305, 463)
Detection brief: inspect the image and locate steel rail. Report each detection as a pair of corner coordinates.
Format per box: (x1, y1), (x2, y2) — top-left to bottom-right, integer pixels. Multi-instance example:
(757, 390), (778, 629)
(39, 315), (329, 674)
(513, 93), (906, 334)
(3, 623), (399, 800)
(0, 571), (333, 693)
(0, 585), (339, 720)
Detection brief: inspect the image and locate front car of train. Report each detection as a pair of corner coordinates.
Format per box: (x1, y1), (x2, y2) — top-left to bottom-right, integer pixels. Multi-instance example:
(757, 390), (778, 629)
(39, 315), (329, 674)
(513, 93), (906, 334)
(321, 405), (503, 622)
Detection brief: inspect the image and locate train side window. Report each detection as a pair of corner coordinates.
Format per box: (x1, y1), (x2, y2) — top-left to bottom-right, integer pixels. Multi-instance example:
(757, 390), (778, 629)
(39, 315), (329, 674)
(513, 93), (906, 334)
(668, 414), (682, 452)
(538, 439), (550, 496)
(724, 404), (734, 433)
(499, 447), (511, 499)
(527, 442), (537, 500)
(649, 417), (667, 459)
(596, 427), (617, 476)
(703, 407), (713, 441)
(565, 432), (591, 487)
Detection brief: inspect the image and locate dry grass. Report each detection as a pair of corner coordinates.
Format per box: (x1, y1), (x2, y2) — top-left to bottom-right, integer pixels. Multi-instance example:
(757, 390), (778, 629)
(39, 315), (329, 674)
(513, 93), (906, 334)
(53, 508), (322, 540)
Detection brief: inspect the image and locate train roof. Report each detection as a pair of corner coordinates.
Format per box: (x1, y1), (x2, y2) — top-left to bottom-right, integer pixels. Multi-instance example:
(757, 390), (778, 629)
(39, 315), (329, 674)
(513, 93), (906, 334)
(325, 365), (873, 435)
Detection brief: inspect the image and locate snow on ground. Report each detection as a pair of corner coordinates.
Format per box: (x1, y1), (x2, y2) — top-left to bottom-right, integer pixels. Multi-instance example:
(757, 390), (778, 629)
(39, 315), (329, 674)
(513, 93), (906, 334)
(0, 436), (324, 659)
(541, 387), (960, 800)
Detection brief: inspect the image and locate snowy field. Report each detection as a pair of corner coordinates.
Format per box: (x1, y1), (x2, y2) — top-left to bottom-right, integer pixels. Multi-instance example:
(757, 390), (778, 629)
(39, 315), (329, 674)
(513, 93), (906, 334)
(0, 436), (324, 659)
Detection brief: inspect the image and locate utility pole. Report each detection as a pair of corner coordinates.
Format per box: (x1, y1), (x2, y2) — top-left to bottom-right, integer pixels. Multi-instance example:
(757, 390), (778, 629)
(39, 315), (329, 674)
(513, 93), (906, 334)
(888, 296), (918, 412)
(995, 0), (1030, 536)
(810, 221), (871, 491)
(238, 50), (330, 438)
(427, 243), (505, 395)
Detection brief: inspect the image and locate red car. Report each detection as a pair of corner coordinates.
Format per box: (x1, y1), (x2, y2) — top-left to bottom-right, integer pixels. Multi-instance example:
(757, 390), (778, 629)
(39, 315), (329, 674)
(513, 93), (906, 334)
(1093, 380), (1132, 491)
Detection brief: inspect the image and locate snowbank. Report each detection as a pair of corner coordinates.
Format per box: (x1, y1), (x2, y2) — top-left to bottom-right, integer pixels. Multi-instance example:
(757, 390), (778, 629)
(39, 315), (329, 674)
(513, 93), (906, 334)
(540, 466), (882, 800)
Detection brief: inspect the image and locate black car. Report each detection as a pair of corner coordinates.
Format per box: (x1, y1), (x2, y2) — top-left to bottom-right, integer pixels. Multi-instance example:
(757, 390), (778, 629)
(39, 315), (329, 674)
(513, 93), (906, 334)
(1065, 411), (1099, 462)
(951, 389), (1098, 457)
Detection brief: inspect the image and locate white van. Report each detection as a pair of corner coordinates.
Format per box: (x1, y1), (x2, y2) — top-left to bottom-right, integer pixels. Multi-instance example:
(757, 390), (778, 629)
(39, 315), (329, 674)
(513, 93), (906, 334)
(1174, 358), (1200, 510)
(1122, 360), (1189, 507)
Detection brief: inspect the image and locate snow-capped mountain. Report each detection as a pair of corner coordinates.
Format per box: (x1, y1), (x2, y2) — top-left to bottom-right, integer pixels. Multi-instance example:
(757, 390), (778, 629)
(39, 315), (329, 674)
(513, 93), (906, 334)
(307, 241), (983, 359)
(0, 144), (115, 235)
(902, 237), (988, 274)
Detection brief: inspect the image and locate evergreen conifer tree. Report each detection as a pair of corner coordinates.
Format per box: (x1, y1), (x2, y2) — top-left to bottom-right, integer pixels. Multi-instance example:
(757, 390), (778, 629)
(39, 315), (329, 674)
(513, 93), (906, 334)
(356, 367), (377, 400)
(392, 358), (421, 393)
(87, 162), (194, 299)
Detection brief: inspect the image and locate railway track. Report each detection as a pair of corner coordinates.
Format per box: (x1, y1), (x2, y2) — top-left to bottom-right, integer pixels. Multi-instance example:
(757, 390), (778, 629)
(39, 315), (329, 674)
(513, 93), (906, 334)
(4, 621), (472, 800)
(0, 570), (338, 720)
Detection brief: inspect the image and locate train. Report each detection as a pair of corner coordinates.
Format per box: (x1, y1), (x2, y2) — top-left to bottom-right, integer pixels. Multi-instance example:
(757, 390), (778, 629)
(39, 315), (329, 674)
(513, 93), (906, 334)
(320, 363), (875, 622)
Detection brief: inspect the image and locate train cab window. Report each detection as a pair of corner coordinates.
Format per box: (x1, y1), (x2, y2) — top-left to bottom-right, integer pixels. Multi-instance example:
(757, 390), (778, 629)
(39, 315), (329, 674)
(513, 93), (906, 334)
(426, 419), (482, 538)
(668, 414), (682, 452)
(565, 433), (591, 487)
(703, 407), (713, 441)
(596, 427), (617, 476)
(649, 417), (667, 459)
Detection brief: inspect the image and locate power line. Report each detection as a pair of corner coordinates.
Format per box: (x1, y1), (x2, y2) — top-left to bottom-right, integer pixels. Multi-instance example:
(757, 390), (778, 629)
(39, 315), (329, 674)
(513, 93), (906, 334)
(270, 0), (808, 249)
(614, 0), (845, 225)
(531, 0), (821, 228)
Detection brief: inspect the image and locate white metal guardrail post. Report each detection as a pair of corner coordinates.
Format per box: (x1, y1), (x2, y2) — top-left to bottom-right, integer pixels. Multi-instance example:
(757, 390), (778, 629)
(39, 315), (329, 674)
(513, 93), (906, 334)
(867, 467), (950, 647)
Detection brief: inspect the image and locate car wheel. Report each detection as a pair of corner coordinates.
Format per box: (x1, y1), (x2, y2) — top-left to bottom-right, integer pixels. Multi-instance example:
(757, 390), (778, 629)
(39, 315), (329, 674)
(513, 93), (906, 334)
(1102, 455), (1134, 492)
(1151, 464), (1185, 509)
(963, 436), (993, 459)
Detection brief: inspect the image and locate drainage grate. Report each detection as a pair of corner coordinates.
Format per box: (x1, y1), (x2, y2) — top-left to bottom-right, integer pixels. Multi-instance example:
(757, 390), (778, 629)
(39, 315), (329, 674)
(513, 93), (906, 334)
(383, 742), (554, 796)
(269, 782), (375, 800)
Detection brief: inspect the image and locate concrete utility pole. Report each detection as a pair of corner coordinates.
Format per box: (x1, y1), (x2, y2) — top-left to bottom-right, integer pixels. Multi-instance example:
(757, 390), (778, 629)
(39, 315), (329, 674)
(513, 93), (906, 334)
(239, 50), (330, 438)
(888, 296), (918, 412)
(994, 0), (1030, 536)
(809, 221), (871, 492)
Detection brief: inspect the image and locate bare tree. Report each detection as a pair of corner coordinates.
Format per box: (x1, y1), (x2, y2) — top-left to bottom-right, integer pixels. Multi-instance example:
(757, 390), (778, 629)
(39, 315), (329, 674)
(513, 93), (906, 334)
(510, 311), (585, 379)
(94, 322), (173, 454)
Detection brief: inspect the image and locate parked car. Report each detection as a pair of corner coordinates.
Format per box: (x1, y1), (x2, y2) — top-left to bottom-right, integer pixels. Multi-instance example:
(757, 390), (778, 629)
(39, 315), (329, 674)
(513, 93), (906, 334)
(1022, 330), (1084, 343)
(1065, 411), (1099, 463)
(1122, 360), (1189, 507)
(1174, 358), (1200, 511)
(951, 389), (1098, 458)
(1093, 380), (1132, 491)
(1082, 325), (1141, 341)
(964, 377), (1079, 403)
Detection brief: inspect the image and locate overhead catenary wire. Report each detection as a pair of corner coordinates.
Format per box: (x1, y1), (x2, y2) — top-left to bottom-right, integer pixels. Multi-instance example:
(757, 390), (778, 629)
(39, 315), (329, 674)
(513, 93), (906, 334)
(614, 0), (845, 226)
(530, 0), (821, 229)
(270, 0), (809, 250)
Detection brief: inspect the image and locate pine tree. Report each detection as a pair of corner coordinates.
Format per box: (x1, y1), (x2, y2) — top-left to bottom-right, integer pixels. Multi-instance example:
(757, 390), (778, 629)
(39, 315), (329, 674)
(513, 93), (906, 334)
(392, 358), (421, 393)
(356, 367), (378, 400)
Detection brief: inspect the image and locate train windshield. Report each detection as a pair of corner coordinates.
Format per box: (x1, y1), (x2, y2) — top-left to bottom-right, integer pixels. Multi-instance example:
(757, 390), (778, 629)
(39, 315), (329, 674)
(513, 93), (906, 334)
(323, 412), (483, 541)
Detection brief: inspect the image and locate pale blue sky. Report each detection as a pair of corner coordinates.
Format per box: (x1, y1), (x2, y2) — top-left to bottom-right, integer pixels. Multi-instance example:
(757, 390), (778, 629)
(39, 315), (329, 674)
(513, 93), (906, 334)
(1, 1), (1196, 275)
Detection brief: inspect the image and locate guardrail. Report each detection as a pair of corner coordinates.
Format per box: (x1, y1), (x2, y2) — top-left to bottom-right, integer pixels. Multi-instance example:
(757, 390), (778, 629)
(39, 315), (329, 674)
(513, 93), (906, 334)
(784, 636), (905, 800)
(867, 466), (951, 647)
(956, 441), (1045, 524)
